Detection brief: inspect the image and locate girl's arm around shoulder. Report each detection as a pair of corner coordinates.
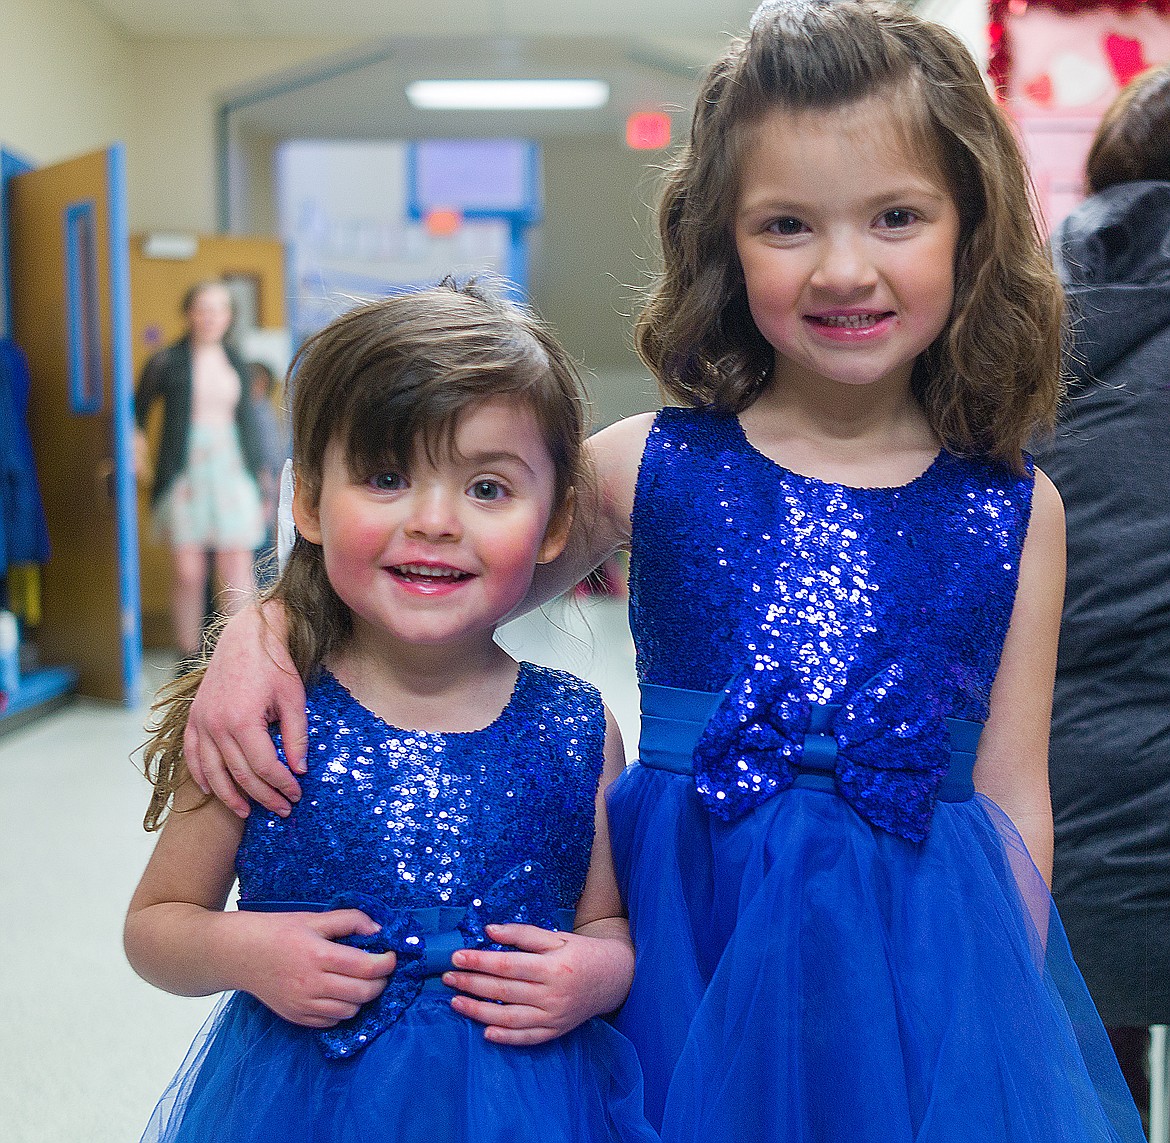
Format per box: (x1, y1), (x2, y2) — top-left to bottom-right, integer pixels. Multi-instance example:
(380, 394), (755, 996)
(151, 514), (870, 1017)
(518, 412), (658, 609)
(183, 601), (309, 819)
(972, 468), (1065, 887)
(444, 706), (635, 1045)
(124, 783), (395, 1027)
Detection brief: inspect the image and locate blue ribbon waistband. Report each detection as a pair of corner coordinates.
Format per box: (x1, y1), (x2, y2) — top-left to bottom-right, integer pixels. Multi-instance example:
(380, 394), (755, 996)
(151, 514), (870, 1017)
(238, 901), (577, 979)
(636, 681), (979, 801)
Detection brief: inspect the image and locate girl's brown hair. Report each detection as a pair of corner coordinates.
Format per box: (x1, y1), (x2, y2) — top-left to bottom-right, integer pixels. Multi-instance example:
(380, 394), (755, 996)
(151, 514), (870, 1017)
(1085, 64), (1170, 193)
(635, 0), (1063, 472)
(142, 278), (588, 829)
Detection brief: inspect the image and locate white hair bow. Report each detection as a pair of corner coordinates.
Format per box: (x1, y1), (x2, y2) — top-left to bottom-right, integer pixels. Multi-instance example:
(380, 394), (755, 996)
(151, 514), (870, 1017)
(276, 459), (297, 574)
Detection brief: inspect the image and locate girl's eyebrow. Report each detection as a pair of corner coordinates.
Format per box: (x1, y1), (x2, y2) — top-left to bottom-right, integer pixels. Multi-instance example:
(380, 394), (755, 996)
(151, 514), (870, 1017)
(458, 449), (538, 475)
(743, 180), (949, 210)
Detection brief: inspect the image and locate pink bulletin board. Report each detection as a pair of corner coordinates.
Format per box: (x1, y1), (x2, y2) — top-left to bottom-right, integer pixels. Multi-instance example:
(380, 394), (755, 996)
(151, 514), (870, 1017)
(989, 0), (1170, 230)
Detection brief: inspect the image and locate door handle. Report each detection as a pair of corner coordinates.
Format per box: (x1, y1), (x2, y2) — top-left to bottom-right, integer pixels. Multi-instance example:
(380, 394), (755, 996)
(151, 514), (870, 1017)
(95, 458), (115, 501)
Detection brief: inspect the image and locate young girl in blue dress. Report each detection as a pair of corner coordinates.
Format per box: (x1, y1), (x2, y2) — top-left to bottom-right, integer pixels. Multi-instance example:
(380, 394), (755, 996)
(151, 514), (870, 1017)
(125, 280), (658, 1143)
(178, 2), (1146, 1139)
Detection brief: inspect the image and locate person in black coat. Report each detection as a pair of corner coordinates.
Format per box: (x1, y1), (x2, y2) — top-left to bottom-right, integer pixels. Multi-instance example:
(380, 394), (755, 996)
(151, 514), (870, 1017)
(1036, 65), (1170, 1123)
(134, 281), (265, 664)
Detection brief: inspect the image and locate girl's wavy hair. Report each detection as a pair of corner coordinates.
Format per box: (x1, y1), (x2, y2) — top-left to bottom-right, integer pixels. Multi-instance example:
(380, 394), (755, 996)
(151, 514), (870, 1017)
(635, 0), (1064, 471)
(141, 278), (589, 829)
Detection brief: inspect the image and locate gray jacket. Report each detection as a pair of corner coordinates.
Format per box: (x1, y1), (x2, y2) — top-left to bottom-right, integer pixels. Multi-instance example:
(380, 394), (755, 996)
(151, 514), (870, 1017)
(1037, 180), (1170, 1026)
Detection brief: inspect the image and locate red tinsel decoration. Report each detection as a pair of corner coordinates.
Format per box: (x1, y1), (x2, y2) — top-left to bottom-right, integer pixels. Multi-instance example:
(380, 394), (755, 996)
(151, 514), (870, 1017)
(988, 0), (1170, 99)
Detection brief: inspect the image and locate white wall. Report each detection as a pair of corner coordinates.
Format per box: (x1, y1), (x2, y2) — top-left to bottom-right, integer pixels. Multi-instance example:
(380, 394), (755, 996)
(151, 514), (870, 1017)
(124, 36), (358, 232)
(0, 1), (355, 233)
(0, 0), (133, 164)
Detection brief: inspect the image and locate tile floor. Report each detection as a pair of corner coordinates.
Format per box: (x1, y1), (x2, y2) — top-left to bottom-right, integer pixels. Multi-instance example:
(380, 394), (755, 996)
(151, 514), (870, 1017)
(0, 596), (637, 1143)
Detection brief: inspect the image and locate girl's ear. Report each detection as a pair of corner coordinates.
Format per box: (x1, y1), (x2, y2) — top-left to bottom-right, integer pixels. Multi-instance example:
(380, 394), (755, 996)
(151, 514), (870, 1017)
(537, 487), (575, 565)
(291, 469), (322, 545)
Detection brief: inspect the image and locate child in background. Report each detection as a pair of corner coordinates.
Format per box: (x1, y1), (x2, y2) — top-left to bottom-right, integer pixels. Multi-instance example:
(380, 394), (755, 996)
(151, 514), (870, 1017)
(179, 2), (1146, 1139)
(245, 360), (290, 586)
(125, 281), (656, 1143)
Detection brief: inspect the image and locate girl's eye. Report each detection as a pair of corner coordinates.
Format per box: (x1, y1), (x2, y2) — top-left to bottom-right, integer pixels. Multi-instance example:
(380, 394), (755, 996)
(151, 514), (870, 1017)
(877, 208), (918, 230)
(469, 479), (506, 502)
(767, 217), (806, 237)
(369, 472), (405, 492)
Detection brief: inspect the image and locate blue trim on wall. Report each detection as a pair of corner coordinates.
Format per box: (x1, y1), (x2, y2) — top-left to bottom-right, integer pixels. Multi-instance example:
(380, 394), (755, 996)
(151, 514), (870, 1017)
(403, 139), (541, 300)
(63, 201), (104, 415)
(105, 144), (142, 707)
(0, 148), (36, 339)
(282, 237), (299, 360)
(505, 219), (527, 300)
(404, 141), (419, 220)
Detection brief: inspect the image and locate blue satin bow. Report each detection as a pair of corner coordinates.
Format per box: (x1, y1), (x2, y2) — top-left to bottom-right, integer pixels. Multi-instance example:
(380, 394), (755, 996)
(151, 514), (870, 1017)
(318, 861), (564, 1059)
(692, 655), (950, 841)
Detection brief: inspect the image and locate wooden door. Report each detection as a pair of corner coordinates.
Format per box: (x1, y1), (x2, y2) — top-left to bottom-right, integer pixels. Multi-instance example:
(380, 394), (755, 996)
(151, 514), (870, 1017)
(7, 146), (141, 703)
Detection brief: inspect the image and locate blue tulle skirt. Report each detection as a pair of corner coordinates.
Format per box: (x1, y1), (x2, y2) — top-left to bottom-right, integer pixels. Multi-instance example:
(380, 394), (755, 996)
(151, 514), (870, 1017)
(141, 988), (658, 1143)
(607, 763), (1145, 1142)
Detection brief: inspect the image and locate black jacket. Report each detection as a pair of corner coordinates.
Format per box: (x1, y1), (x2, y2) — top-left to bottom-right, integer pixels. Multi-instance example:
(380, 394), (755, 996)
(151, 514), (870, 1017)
(1036, 180), (1170, 1025)
(134, 336), (263, 508)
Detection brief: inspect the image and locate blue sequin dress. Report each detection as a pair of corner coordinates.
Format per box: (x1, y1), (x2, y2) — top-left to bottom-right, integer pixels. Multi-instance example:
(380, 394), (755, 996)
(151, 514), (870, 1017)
(607, 408), (1144, 1142)
(142, 664), (657, 1143)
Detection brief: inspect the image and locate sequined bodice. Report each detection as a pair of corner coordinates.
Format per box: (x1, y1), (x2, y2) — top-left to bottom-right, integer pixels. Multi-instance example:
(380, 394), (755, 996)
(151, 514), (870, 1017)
(629, 409), (1033, 722)
(236, 663), (604, 911)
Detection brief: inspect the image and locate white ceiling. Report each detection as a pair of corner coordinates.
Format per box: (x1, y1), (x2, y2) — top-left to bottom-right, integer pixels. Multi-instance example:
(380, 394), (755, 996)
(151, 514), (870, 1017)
(91, 0), (761, 140)
(89, 0), (754, 42)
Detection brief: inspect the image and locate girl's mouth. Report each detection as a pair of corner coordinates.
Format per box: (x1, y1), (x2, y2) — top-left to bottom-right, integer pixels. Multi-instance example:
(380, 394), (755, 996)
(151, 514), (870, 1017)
(807, 312), (893, 329)
(390, 563), (473, 586)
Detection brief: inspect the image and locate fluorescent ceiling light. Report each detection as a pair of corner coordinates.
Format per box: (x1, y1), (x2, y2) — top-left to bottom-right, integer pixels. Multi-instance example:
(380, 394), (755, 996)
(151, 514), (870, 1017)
(406, 79), (609, 110)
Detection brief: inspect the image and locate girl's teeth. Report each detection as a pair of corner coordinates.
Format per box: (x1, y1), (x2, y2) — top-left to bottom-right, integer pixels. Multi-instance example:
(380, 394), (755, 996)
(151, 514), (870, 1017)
(398, 564), (462, 578)
(818, 314), (881, 328)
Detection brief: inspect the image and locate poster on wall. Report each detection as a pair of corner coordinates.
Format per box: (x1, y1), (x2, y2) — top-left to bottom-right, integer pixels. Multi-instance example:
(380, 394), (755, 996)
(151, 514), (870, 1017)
(276, 140), (516, 346)
(991, 0), (1170, 230)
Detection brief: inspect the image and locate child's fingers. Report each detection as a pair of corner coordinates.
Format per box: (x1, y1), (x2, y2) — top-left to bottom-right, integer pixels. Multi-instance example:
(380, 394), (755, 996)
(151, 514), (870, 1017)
(293, 997), (364, 1027)
(321, 970), (389, 1008)
(448, 994), (546, 1029)
(449, 947), (545, 983)
(312, 908), (381, 939)
(333, 951), (396, 981)
(481, 923), (568, 953)
(229, 728), (302, 812)
(441, 970), (541, 1005)
(182, 721), (211, 795)
(272, 686), (310, 776)
(198, 738), (252, 820)
(482, 1024), (562, 1047)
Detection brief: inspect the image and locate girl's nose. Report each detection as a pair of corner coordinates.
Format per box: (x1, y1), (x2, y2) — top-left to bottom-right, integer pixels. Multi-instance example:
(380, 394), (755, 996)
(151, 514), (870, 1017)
(811, 233), (877, 295)
(404, 487), (461, 541)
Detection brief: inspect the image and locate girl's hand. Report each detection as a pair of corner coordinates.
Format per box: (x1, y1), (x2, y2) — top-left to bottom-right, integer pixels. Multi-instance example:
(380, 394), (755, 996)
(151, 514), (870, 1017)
(230, 909), (398, 1028)
(184, 599), (308, 818)
(442, 920), (635, 1046)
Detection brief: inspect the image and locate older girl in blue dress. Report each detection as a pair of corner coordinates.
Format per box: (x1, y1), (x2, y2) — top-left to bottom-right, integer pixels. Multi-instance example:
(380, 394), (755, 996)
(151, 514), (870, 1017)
(125, 280), (657, 1143)
(178, 2), (1145, 1139)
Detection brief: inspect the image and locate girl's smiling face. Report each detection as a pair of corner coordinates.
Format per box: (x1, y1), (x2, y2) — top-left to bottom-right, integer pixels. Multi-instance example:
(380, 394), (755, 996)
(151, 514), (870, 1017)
(733, 96), (961, 399)
(293, 396), (571, 661)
